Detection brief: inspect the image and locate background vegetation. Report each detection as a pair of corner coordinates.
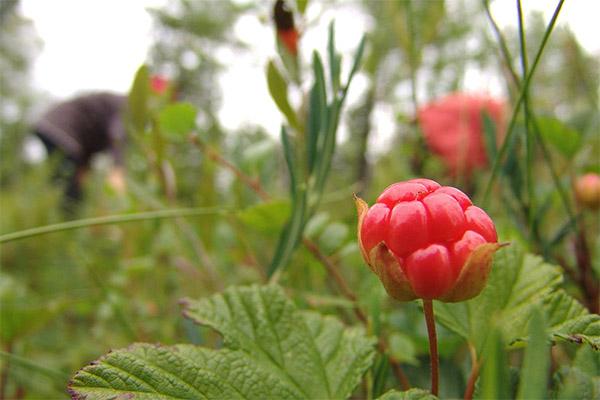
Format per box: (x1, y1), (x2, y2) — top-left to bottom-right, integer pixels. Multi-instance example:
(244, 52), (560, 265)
(1, 0), (598, 398)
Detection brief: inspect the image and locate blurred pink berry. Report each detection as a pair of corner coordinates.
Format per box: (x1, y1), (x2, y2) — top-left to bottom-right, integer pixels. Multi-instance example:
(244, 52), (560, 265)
(574, 173), (600, 209)
(355, 178), (505, 302)
(418, 93), (507, 176)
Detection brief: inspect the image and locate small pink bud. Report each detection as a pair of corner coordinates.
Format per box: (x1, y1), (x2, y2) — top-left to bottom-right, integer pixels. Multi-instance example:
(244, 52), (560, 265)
(355, 179), (505, 302)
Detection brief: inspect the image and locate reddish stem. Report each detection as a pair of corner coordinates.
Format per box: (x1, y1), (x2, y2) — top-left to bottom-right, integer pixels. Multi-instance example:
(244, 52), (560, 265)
(463, 342), (480, 400)
(423, 299), (439, 396)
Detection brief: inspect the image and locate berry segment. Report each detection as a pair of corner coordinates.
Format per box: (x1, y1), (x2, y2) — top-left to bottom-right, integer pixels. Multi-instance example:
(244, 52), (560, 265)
(356, 179), (504, 302)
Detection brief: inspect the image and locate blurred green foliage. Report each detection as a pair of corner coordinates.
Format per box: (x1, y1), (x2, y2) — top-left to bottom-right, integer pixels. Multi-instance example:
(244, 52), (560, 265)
(1, 0), (598, 398)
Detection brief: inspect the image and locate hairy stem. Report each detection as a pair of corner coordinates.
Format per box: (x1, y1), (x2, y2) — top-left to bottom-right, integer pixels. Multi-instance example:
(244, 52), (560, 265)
(423, 299), (439, 396)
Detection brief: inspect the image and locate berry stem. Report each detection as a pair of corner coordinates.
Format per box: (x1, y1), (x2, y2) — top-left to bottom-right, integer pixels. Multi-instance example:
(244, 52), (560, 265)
(423, 299), (439, 396)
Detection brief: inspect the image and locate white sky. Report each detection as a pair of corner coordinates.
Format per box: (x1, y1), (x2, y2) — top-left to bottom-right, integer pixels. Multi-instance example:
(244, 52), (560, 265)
(19, 0), (600, 136)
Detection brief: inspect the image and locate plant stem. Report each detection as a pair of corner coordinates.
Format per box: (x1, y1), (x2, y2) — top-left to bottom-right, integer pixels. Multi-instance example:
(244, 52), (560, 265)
(0, 207), (231, 244)
(463, 342), (481, 400)
(483, 0), (565, 206)
(423, 299), (439, 396)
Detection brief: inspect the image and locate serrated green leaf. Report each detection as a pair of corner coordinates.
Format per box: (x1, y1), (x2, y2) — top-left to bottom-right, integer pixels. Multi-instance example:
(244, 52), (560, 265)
(432, 244), (548, 349)
(69, 343), (302, 400)
(69, 285), (376, 400)
(157, 102), (196, 139)
(181, 284), (376, 399)
(376, 388), (438, 400)
(266, 60), (301, 132)
(544, 290), (600, 350)
(436, 243), (600, 353)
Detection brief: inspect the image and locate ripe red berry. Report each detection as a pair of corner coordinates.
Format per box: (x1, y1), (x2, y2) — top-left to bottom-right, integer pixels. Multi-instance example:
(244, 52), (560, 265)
(418, 93), (506, 176)
(355, 179), (504, 302)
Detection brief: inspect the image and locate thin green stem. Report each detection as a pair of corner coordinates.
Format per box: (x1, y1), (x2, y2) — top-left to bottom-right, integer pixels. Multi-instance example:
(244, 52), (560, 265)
(0, 350), (70, 383)
(517, 0), (537, 247)
(0, 207), (232, 244)
(483, 0), (565, 206)
(482, 0), (520, 89)
(423, 299), (439, 396)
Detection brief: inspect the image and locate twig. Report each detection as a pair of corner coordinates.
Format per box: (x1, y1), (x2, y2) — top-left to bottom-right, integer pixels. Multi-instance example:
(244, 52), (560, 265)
(190, 135), (271, 202)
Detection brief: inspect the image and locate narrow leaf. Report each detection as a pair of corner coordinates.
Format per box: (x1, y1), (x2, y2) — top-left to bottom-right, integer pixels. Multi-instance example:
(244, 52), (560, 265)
(480, 324), (511, 400)
(327, 21), (341, 94)
(306, 52), (327, 174)
(128, 65), (150, 134)
(516, 309), (550, 400)
(266, 60), (301, 132)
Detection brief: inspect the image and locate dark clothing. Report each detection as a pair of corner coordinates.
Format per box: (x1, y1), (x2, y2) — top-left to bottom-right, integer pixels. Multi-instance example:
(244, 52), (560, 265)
(34, 92), (128, 167)
(34, 92), (128, 205)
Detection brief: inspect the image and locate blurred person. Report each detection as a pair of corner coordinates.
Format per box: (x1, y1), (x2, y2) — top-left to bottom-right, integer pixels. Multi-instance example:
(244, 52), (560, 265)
(33, 92), (128, 206)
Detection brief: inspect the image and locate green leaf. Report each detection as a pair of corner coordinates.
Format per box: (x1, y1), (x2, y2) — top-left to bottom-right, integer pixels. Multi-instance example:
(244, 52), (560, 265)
(69, 343), (301, 400)
(295, 0), (308, 14)
(376, 388), (438, 400)
(157, 102), (196, 139)
(237, 200), (291, 236)
(182, 284), (376, 399)
(128, 65), (150, 134)
(552, 366), (600, 400)
(482, 111), (498, 163)
(516, 309), (550, 400)
(573, 345), (600, 376)
(305, 52), (327, 175)
(536, 116), (581, 159)
(434, 242), (600, 352)
(266, 60), (301, 132)
(480, 323), (511, 400)
(267, 128), (308, 278)
(388, 332), (419, 366)
(317, 221), (349, 255)
(544, 291), (600, 350)
(327, 21), (341, 94)
(69, 285), (375, 399)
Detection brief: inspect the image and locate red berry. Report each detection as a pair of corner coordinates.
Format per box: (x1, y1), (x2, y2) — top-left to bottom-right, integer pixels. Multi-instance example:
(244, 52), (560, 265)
(418, 93), (506, 176)
(356, 179), (504, 302)
(574, 173), (600, 209)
